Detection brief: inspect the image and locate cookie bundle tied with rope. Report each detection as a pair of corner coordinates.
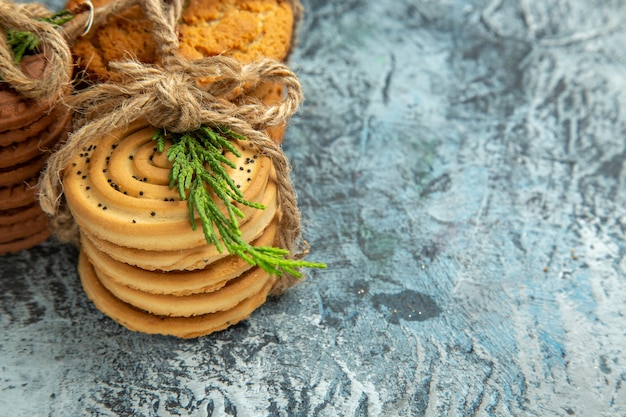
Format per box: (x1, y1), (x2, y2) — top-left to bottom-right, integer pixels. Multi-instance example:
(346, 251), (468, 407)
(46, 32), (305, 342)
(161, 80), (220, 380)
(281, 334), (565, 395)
(0, 0), (77, 254)
(39, 0), (325, 338)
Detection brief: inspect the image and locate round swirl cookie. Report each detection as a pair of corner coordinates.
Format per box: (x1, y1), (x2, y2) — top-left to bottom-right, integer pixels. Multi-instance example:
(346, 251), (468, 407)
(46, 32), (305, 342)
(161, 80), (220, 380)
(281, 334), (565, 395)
(80, 178), (278, 271)
(63, 120), (274, 251)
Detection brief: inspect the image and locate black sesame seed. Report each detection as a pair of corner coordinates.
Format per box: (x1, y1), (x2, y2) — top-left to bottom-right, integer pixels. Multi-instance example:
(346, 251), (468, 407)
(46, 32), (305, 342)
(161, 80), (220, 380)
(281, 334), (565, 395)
(139, 191), (144, 196)
(103, 169), (107, 173)
(86, 186), (90, 190)
(98, 203), (102, 207)
(151, 211), (156, 216)
(240, 167), (244, 170)
(129, 155), (134, 160)
(247, 169), (251, 173)
(103, 206), (107, 210)
(247, 178), (251, 182)
(132, 220), (136, 223)
(86, 158), (91, 163)
(112, 144), (118, 149)
(82, 175), (87, 179)
(77, 171), (82, 175)
(72, 163), (76, 167)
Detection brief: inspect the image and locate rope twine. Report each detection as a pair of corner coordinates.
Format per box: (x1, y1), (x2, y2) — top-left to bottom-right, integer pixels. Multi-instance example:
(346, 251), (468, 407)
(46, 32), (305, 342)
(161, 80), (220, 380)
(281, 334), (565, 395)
(39, 0), (307, 290)
(0, 0), (72, 99)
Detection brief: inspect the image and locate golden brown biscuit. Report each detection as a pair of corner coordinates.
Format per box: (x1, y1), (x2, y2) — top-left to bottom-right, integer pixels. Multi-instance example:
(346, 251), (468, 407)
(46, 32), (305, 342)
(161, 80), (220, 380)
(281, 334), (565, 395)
(177, 0), (294, 62)
(95, 262), (274, 317)
(67, 0), (295, 82)
(63, 120), (274, 251)
(78, 251), (277, 338)
(81, 216), (279, 295)
(79, 175), (277, 271)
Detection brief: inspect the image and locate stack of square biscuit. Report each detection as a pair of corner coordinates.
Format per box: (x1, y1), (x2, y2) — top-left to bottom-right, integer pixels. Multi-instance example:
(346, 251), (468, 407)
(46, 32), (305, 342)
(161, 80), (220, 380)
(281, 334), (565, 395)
(0, 55), (71, 254)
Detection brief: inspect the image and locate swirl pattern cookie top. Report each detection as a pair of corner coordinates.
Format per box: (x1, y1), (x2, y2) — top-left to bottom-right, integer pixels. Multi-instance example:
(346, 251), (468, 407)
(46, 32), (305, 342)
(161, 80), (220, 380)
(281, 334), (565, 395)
(63, 120), (273, 251)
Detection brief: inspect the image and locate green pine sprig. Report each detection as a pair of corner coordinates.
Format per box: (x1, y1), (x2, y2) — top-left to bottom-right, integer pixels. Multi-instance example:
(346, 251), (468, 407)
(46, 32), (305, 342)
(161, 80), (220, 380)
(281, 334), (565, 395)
(6, 10), (74, 64)
(152, 125), (326, 278)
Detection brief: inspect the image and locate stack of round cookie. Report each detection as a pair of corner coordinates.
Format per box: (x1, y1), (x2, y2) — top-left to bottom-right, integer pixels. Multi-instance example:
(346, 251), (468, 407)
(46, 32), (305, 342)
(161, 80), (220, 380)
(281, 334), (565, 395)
(0, 55), (72, 254)
(65, 120), (281, 338)
(56, 0), (304, 336)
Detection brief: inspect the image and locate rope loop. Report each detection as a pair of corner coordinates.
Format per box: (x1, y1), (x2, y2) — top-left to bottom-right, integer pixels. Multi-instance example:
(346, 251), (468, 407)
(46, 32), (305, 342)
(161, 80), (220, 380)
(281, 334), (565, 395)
(0, 0), (72, 99)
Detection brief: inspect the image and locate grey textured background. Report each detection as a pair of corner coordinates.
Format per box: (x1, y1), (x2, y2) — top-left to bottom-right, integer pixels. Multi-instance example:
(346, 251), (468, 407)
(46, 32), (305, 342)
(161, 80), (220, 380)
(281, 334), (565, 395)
(2, 0), (626, 416)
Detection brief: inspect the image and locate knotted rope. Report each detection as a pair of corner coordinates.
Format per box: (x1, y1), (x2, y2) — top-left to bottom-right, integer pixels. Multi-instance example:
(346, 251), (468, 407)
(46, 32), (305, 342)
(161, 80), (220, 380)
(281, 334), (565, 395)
(0, 0), (72, 99)
(39, 0), (307, 289)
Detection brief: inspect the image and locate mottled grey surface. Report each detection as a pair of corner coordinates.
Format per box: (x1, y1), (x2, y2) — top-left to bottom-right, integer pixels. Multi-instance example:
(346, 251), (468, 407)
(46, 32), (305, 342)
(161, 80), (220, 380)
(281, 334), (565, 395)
(3, 0), (626, 416)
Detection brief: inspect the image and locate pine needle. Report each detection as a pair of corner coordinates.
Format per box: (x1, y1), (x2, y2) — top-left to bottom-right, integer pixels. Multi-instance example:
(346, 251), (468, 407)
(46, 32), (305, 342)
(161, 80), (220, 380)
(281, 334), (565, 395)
(153, 125), (326, 278)
(6, 10), (74, 64)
